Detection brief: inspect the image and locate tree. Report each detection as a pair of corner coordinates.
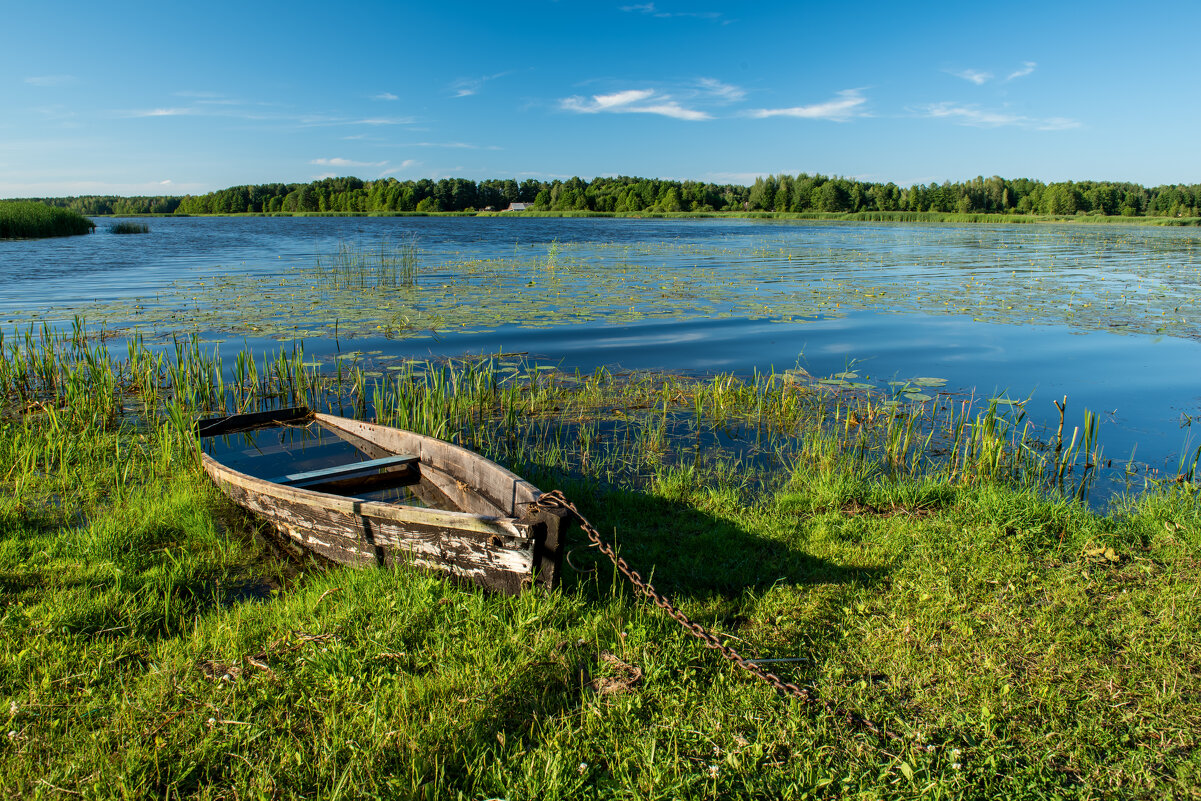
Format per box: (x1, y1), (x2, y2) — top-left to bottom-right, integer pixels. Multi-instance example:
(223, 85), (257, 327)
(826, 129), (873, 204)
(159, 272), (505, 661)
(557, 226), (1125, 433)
(816, 181), (851, 212)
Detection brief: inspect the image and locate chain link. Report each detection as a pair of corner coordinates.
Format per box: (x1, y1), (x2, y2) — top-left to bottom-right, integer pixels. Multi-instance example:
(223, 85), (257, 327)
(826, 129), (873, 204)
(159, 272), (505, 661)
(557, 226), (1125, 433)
(532, 489), (901, 742)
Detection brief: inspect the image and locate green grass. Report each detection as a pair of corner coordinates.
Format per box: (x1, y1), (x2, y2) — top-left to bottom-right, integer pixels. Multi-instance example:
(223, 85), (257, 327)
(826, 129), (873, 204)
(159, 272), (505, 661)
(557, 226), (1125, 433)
(1, 329), (1199, 798)
(0, 201), (94, 239)
(110, 221), (150, 234)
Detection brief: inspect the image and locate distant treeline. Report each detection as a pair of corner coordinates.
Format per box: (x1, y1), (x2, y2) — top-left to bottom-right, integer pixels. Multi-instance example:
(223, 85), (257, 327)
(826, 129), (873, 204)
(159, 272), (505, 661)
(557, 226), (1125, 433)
(25, 174), (1201, 218)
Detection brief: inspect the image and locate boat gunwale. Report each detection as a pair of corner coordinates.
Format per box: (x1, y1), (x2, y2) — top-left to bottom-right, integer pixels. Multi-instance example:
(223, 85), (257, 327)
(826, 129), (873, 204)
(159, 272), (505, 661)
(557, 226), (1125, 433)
(200, 452), (532, 539)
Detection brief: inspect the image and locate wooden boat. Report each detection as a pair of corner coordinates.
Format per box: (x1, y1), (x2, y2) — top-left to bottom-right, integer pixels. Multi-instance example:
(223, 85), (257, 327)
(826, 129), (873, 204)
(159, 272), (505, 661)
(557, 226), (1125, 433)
(197, 407), (567, 594)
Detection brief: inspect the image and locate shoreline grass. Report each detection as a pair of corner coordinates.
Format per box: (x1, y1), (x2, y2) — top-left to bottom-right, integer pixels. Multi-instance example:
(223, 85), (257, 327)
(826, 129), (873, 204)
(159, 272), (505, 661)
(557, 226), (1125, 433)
(0, 201), (95, 239)
(1, 327), (1199, 798)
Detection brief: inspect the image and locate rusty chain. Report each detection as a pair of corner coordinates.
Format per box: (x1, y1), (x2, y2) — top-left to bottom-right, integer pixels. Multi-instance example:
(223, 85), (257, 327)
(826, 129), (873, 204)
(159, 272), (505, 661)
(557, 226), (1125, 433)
(532, 489), (902, 743)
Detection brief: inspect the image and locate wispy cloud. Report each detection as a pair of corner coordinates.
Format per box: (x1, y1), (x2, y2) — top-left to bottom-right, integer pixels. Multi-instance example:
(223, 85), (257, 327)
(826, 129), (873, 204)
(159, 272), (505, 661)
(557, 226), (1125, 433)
(748, 89), (867, 122)
(123, 104), (415, 127)
(918, 102), (1079, 130)
(696, 77), (745, 103)
(619, 3), (721, 19)
(946, 61), (1037, 85)
(373, 92), (399, 101)
(948, 69), (993, 85)
(386, 141), (501, 150)
(451, 72), (511, 98)
(560, 88), (710, 120)
(380, 159), (420, 176)
(1006, 61), (1037, 81)
(131, 108), (198, 117)
(349, 117), (412, 126)
(310, 157), (389, 168)
(25, 75), (77, 87)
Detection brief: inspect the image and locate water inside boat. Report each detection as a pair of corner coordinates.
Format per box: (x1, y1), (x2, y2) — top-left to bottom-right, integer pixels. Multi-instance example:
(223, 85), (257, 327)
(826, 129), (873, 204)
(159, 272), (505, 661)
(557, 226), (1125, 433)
(201, 418), (437, 508)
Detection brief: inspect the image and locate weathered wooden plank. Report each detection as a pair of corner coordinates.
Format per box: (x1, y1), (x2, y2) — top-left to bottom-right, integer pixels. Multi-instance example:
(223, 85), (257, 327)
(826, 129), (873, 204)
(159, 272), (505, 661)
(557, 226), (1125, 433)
(315, 414), (540, 516)
(205, 454), (529, 538)
(292, 464), (421, 497)
(271, 454), (418, 487)
(197, 406), (312, 437)
(319, 423), (463, 511)
(211, 465), (536, 592)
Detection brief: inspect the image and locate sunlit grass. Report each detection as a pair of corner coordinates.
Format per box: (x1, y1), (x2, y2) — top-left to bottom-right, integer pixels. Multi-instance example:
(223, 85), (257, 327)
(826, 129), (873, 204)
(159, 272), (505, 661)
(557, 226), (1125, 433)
(1, 323), (1198, 797)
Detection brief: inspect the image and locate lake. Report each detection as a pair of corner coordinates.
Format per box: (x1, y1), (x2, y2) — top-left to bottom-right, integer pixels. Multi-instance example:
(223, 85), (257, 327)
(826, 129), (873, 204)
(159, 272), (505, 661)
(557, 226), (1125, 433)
(3, 216), (1200, 495)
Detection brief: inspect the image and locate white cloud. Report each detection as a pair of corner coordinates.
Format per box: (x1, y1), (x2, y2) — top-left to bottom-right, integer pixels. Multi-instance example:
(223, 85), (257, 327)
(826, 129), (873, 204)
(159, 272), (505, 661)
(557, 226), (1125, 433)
(948, 69), (993, 85)
(351, 118), (411, 126)
(123, 103), (414, 127)
(25, 75), (77, 87)
(1006, 61), (1037, 81)
(388, 141), (500, 150)
(310, 157), (389, 168)
(373, 92), (399, 101)
(451, 72), (510, 98)
(696, 77), (745, 103)
(159, 179), (173, 185)
(380, 159), (420, 176)
(946, 62), (1037, 85)
(0, 179), (206, 196)
(560, 88), (710, 120)
(918, 102), (1080, 130)
(748, 89), (867, 122)
(619, 3), (721, 19)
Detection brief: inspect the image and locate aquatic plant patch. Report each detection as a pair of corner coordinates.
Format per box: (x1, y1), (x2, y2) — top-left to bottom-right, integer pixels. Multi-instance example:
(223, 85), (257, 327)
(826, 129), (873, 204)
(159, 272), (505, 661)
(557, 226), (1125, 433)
(17, 227), (1200, 345)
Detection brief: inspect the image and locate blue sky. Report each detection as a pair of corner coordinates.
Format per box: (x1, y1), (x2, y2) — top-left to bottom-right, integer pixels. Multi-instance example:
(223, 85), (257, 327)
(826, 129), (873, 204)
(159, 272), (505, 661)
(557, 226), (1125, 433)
(2, 0), (1198, 197)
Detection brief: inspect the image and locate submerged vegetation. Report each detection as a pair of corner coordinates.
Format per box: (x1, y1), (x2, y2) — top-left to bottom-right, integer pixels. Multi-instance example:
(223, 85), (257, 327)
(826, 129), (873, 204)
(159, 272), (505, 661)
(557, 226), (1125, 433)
(109, 220), (150, 235)
(1, 323), (1199, 797)
(0, 200), (94, 239)
(28, 230), (1201, 348)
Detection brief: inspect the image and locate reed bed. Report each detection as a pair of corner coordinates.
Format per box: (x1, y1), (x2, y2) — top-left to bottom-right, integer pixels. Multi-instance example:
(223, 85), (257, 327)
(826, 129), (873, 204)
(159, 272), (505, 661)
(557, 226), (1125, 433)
(0, 320), (1177, 506)
(0, 200), (94, 239)
(109, 220), (150, 234)
(314, 236), (420, 291)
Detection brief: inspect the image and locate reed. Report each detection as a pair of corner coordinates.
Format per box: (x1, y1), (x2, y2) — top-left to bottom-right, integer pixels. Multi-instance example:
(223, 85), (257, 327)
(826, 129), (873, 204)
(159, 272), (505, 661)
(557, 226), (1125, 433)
(110, 220), (150, 234)
(314, 236), (420, 291)
(0, 200), (94, 239)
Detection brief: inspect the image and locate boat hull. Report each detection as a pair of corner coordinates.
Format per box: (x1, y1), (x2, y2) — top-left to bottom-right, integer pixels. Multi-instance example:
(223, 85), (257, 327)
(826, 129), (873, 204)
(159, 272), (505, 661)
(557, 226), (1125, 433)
(199, 410), (567, 594)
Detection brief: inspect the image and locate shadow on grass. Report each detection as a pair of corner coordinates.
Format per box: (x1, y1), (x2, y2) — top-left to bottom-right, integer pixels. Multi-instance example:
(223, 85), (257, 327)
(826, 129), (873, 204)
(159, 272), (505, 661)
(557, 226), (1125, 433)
(554, 477), (887, 599)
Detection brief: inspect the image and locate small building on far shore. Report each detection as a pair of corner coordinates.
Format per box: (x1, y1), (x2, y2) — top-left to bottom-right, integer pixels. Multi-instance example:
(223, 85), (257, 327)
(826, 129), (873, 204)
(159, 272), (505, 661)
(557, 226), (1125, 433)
(504, 202), (534, 212)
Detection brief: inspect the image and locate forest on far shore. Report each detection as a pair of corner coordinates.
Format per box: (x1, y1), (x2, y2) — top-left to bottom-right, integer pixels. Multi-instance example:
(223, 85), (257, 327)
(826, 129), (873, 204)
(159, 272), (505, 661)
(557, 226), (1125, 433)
(20, 173), (1201, 218)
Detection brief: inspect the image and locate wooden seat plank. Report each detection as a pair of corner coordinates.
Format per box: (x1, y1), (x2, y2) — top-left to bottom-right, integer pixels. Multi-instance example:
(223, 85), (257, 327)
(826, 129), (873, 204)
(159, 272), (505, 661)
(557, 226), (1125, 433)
(271, 454), (418, 488)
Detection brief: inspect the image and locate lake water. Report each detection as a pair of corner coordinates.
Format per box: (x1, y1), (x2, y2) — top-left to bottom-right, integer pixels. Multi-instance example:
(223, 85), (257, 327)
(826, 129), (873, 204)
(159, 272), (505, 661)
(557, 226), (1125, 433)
(3, 216), (1200, 492)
